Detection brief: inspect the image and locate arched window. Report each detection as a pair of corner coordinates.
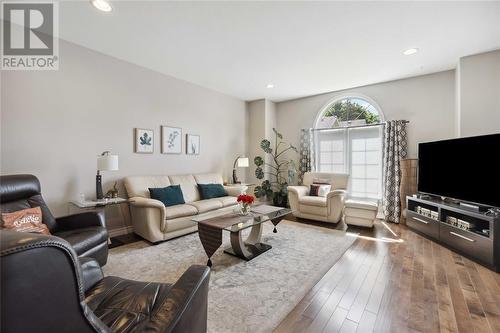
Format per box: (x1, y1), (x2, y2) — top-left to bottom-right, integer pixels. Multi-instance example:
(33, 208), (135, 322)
(315, 96), (383, 129)
(314, 96), (384, 199)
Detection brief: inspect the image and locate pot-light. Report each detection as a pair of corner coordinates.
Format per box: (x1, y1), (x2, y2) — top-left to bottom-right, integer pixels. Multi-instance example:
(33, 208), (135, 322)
(91, 0), (112, 12)
(266, 84), (274, 89)
(403, 48), (418, 55)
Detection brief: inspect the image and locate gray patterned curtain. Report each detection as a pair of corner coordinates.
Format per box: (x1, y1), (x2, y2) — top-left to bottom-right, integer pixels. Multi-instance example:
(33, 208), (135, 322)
(383, 120), (408, 223)
(298, 129), (315, 185)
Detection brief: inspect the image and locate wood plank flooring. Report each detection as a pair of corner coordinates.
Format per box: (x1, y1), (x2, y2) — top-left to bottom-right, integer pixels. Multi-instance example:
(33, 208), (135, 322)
(274, 217), (500, 333)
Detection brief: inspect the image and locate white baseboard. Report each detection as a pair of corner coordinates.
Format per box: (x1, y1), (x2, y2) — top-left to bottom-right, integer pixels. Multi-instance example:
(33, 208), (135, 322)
(108, 225), (134, 238)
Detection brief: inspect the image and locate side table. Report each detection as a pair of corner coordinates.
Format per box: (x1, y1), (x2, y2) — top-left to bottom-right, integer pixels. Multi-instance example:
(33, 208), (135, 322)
(69, 198), (131, 244)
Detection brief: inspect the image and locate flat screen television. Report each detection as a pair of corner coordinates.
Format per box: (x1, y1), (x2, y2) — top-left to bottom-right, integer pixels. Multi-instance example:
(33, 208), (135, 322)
(418, 133), (500, 208)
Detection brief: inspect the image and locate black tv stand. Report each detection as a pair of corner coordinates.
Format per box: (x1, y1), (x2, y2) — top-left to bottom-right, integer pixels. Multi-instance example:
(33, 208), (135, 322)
(407, 195), (500, 272)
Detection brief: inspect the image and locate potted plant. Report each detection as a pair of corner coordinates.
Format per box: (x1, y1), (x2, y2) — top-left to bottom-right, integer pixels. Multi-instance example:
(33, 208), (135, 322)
(254, 128), (297, 207)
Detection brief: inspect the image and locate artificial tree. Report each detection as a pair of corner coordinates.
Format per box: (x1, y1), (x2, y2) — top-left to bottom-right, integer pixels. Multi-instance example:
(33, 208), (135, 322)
(254, 128), (298, 207)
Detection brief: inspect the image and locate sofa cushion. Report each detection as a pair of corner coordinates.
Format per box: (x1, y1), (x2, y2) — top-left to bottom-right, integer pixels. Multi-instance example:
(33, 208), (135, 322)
(86, 276), (172, 332)
(165, 204), (198, 220)
(188, 199), (223, 213)
(344, 199), (378, 211)
(299, 196), (328, 207)
(194, 173), (223, 185)
(218, 196), (237, 207)
(169, 175), (200, 203)
(124, 176), (172, 198)
(149, 185), (185, 207)
(198, 184), (227, 199)
(54, 226), (108, 255)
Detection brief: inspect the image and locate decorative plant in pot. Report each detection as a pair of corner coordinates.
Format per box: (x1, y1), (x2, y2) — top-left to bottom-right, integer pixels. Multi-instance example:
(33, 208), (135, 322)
(254, 128), (298, 207)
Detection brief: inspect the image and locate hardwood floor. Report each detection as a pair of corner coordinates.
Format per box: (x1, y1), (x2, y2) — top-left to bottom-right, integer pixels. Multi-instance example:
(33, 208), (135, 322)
(274, 217), (500, 333)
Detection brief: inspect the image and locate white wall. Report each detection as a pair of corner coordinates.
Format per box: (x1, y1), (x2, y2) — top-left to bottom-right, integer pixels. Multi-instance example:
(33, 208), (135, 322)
(1, 40), (246, 231)
(457, 49), (500, 137)
(246, 99), (277, 184)
(276, 70), (456, 167)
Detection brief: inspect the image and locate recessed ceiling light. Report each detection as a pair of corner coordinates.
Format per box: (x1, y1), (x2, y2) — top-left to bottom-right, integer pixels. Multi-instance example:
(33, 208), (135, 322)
(91, 0), (112, 12)
(403, 48), (418, 56)
(266, 84), (274, 89)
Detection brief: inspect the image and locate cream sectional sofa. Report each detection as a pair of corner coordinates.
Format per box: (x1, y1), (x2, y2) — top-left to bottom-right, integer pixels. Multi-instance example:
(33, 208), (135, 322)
(288, 172), (349, 224)
(124, 173), (247, 243)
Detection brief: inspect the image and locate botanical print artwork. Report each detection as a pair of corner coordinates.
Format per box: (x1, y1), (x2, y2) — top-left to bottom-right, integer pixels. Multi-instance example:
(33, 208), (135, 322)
(161, 126), (182, 154)
(186, 134), (200, 155)
(135, 128), (154, 153)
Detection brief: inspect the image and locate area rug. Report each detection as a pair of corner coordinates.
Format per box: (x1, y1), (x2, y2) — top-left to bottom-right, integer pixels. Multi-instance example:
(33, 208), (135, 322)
(103, 220), (355, 333)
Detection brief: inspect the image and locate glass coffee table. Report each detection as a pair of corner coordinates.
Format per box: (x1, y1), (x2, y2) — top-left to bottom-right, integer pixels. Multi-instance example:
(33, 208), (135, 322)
(192, 205), (292, 266)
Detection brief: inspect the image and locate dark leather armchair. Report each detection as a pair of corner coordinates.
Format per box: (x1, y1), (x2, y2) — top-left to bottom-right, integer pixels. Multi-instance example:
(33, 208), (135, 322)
(0, 230), (211, 333)
(0, 174), (108, 265)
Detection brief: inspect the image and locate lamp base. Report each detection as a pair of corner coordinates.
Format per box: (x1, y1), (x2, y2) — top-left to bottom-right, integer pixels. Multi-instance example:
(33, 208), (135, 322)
(232, 169), (240, 184)
(96, 174), (103, 200)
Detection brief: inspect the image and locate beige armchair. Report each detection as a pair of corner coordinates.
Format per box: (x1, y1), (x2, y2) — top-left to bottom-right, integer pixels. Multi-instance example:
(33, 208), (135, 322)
(288, 172), (349, 223)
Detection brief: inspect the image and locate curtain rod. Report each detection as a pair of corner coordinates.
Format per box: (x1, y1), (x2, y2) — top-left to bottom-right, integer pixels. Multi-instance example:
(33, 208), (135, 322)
(304, 120), (410, 132)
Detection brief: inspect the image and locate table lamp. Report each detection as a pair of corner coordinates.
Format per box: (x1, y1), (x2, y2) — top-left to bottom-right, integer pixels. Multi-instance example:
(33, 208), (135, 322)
(96, 151), (119, 199)
(232, 156), (249, 184)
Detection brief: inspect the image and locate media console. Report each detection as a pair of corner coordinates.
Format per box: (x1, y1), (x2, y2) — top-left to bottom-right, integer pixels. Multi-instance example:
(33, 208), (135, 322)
(406, 195), (500, 271)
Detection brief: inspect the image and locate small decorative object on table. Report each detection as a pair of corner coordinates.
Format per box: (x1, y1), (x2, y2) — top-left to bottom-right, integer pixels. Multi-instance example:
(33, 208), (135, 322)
(105, 181), (119, 198)
(237, 194), (254, 215)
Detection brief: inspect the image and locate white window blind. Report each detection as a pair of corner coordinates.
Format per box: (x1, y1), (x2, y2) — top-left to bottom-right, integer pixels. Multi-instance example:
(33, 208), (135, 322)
(316, 126), (383, 199)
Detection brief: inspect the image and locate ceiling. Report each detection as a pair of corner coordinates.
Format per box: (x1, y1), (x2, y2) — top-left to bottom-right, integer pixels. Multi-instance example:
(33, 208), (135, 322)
(59, 1), (500, 102)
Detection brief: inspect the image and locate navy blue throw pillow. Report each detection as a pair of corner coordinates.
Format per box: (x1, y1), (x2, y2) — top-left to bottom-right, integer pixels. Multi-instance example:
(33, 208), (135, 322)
(149, 185), (185, 207)
(198, 184), (227, 199)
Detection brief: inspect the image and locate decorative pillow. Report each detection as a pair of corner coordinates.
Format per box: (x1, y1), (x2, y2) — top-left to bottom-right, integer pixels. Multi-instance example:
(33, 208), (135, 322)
(310, 184), (332, 197)
(198, 184), (227, 199)
(1, 207), (50, 235)
(149, 185), (185, 207)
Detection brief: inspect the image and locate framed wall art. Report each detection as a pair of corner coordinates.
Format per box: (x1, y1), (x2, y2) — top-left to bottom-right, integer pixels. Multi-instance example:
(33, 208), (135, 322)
(161, 126), (182, 154)
(134, 128), (154, 153)
(186, 134), (200, 155)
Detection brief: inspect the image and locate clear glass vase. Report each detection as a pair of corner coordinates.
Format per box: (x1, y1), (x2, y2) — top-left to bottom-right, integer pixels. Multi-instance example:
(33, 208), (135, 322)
(239, 203), (251, 215)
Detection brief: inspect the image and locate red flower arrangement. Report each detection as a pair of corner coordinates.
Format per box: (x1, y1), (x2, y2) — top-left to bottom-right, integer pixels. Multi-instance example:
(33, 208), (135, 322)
(237, 194), (254, 215)
(237, 194), (255, 205)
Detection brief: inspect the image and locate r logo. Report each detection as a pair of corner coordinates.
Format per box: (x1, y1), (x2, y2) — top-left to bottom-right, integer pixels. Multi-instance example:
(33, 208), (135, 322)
(2, 3), (54, 55)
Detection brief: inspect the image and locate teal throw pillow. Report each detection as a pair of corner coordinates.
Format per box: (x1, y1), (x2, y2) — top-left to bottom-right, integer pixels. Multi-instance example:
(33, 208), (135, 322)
(149, 185), (185, 207)
(198, 184), (227, 199)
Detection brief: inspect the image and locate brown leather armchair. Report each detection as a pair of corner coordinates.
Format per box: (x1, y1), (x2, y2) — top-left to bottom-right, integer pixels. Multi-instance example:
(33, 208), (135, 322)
(0, 174), (108, 265)
(0, 230), (211, 333)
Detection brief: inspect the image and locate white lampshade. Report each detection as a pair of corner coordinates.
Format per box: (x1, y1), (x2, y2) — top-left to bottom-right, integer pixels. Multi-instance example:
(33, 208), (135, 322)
(97, 154), (118, 171)
(237, 157), (249, 168)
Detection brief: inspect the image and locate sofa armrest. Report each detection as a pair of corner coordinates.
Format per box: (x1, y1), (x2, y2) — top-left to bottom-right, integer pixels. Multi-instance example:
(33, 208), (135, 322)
(133, 265), (211, 333)
(79, 257), (103, 293)
(327, 189), (347, 199)
(327, 190), (347, 222)
(288, 186), (309, 198)
(56, 211), (105, 231)
(224, 185), (248, 197)
(130, 197), (167, 230)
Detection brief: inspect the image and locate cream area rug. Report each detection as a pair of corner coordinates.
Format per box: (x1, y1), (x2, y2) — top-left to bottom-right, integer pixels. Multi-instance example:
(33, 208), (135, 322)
(103, 220), (355, 333)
